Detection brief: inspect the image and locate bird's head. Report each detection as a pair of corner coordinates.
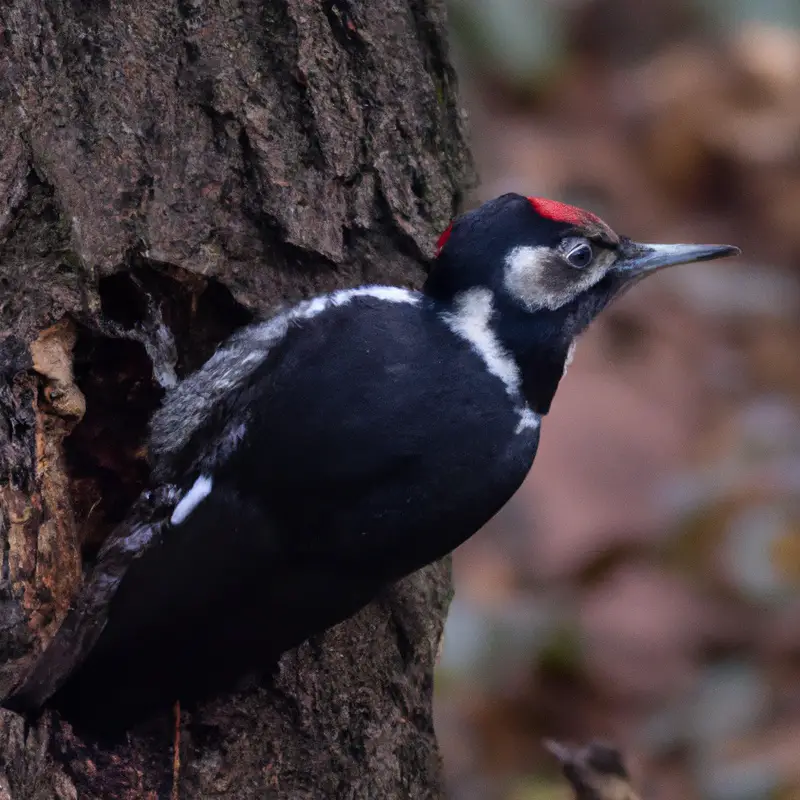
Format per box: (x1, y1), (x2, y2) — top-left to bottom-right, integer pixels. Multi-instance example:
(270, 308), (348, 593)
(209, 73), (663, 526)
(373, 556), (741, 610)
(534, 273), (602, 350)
(425, 192), (740, 337)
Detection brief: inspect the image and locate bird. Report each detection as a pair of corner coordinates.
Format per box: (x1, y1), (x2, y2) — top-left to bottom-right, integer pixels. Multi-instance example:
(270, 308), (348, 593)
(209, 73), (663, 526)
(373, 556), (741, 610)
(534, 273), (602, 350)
(9, 193), (739, 734)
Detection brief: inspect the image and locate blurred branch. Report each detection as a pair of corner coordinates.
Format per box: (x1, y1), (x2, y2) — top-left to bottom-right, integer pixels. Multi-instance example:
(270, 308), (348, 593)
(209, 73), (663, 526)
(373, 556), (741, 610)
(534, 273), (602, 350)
(545, 740), (643, 800)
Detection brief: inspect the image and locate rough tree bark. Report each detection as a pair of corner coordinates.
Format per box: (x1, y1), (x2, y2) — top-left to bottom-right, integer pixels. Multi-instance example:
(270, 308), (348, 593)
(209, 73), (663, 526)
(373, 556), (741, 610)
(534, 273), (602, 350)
(0, 1), (472, 797)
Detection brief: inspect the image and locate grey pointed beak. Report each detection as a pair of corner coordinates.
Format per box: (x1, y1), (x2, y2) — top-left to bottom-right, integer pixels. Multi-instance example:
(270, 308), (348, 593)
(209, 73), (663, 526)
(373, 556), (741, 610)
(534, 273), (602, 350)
(614, 241), (740, 279)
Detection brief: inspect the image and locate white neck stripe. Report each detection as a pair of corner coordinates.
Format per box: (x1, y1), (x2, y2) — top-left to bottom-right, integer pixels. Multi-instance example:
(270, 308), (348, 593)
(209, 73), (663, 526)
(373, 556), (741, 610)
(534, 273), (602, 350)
(438, 288), (539, 433)
(439, 288), (520, 396)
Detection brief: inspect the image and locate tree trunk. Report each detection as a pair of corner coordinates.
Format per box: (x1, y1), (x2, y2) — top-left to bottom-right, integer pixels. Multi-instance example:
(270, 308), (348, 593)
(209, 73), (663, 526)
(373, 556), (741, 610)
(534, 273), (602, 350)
(0, 1), (471, 796)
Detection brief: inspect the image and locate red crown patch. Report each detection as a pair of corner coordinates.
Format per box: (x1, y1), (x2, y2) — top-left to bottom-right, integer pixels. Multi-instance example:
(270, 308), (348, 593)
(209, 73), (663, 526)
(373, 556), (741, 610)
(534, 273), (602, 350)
(435, 222), (453, 255)
(528, 197), (603, 228)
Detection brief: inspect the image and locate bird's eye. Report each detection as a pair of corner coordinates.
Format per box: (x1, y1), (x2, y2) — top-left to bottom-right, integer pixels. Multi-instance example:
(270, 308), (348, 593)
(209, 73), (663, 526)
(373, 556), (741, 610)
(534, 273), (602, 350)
(565, 241), (593, 269)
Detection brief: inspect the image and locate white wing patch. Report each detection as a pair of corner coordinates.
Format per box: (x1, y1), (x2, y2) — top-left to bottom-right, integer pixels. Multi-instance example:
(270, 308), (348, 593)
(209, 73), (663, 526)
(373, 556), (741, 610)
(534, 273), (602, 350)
(171, 475), (214, 525)
(295, 285), (420, 321)
(333, 286), (419, 306)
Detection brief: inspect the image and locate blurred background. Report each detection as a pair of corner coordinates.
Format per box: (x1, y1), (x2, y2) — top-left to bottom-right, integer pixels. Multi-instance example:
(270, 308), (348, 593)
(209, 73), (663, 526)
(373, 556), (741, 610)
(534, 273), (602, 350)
(433, 1), (800, 798)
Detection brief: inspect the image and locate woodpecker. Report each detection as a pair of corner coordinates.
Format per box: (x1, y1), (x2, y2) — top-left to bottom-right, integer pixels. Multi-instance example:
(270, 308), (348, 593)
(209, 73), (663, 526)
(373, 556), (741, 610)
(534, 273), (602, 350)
(13, 193), (739, 733)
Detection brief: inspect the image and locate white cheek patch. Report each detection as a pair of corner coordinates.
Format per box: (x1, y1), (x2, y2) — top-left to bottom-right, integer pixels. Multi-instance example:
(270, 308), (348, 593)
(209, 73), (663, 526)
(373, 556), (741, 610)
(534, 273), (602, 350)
(504, 245), (604, 311)
(171, 475), (213, 525)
